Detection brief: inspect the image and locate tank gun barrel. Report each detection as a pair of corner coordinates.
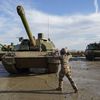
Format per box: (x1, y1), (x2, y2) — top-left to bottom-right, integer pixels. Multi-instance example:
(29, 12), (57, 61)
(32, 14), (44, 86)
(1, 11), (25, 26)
(17, 5), (36, 46)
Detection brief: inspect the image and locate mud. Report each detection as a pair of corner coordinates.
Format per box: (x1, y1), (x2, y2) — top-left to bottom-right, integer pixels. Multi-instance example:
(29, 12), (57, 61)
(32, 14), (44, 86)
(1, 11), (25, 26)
(0, 57), (100, 100)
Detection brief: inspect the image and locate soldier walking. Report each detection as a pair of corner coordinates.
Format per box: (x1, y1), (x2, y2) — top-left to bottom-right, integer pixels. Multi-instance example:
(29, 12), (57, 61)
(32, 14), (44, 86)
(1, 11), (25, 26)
(56, 48), (78, 93)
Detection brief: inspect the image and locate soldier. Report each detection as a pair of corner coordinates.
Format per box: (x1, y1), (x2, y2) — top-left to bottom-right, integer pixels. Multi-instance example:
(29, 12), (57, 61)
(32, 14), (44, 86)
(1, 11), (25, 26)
(56, 48), (78, 93)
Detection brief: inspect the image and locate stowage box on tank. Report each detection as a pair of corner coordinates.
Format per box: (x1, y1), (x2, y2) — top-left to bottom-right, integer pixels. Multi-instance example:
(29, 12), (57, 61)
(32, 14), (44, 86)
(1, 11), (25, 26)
(2, 5), (60, 74)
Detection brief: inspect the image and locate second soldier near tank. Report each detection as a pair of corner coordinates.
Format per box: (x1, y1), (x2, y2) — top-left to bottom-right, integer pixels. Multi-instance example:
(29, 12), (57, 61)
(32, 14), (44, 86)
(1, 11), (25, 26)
(56, 48), (78, 93)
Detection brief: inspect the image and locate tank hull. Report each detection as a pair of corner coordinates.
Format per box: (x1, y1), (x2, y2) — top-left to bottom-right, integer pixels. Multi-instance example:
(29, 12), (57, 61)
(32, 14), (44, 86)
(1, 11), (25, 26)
(2, 52), (60, 74)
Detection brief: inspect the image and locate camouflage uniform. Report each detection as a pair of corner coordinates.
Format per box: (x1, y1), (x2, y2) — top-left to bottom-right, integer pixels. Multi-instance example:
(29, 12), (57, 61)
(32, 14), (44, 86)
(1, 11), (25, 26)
(56, 48), (78, 93)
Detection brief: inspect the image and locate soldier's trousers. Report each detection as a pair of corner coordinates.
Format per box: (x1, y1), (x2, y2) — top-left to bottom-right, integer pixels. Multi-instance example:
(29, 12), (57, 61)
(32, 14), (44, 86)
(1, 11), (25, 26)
(58, 69), (77, 91)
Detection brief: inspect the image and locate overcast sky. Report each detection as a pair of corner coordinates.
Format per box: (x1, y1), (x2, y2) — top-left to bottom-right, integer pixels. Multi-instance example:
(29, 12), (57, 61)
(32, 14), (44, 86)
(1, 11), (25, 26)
(0, 0), (100, 50)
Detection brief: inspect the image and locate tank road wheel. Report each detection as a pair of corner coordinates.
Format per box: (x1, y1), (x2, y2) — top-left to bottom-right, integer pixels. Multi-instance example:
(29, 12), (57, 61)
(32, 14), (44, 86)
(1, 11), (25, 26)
(47, 57), (60, 73)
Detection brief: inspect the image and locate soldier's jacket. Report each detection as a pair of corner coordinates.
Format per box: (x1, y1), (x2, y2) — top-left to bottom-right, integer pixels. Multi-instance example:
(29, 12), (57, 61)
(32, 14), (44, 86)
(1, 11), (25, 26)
(59, 53), (72, 73)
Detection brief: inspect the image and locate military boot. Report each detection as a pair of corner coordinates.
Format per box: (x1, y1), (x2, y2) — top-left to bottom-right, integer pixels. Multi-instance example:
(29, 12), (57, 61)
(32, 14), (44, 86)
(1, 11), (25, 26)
(56, 87), (62, 91)
(56, 81), (63, 91)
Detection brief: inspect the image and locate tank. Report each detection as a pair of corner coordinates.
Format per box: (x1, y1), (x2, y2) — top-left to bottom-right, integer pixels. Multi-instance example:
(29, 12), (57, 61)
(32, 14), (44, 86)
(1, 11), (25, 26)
(85, 42), (100, 60)
(2, 5), (60, 74)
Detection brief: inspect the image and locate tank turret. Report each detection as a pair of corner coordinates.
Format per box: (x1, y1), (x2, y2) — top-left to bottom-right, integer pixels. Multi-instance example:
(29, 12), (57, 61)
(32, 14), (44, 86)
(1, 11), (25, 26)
(17, 5), (55, 51)
(17, 5), (36, 47)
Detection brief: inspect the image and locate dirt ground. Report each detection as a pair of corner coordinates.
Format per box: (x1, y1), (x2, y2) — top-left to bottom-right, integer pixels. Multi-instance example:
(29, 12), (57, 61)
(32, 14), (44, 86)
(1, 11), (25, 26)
(0, 57), (100, 100)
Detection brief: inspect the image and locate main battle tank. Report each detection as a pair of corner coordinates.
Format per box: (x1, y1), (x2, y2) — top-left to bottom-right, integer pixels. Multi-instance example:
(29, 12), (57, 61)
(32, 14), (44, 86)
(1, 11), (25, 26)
(2, 5), (60, 74)
(85, 42), (100, 60)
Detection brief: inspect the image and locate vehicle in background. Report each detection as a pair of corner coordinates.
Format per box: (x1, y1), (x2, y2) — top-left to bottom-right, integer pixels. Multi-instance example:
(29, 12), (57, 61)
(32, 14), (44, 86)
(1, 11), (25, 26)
(85, 42), (100, 60)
